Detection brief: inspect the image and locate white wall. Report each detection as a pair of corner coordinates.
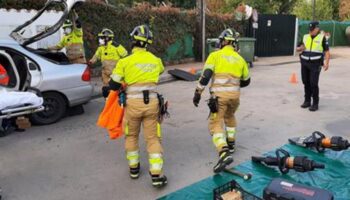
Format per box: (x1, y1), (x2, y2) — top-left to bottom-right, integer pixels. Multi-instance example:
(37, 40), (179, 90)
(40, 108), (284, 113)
(0, 9), (64, 49)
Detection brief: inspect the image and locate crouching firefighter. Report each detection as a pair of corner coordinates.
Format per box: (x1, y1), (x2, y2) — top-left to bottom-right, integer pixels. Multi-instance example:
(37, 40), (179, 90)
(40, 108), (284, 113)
(89, 28), (128, 96)
(109, 25), (167, 187)
(193, 28), (250, 173)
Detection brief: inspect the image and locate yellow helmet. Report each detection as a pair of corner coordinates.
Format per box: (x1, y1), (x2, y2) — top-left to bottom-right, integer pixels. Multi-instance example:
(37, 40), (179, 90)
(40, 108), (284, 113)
(62, 19), (73, 29)
(98, 28), (114, 38)
(218, 28), (237, 42)
(130, 25), (153, 44)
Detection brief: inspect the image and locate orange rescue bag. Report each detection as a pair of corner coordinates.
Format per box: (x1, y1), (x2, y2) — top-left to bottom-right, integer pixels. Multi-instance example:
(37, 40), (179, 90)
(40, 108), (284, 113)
(97, 90), (124, 139)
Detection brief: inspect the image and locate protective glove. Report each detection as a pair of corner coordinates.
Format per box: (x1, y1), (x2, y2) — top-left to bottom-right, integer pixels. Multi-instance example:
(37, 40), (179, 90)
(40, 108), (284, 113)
(102, 86), (110, 98)
(193, 89), (202, 107)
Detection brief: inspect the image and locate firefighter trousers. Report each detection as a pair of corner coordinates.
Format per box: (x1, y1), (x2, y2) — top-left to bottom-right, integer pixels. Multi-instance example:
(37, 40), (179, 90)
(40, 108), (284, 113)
(209, 97), (240, 152)
(124, 98), (163, 175)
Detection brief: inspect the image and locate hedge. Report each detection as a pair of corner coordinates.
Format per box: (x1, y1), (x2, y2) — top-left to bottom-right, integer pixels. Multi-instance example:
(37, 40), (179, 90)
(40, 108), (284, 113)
(0, 1), (242, 62)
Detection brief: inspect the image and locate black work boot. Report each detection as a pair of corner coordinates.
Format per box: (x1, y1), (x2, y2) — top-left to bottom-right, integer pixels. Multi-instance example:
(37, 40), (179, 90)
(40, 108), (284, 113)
(300, 101), (311, 108)
(309, 104), (319, 112)
(129, 164), (140, 179)
(227, 140), (235, 154)
(213, 147), (233, 173)
(151, 174), (168, 188)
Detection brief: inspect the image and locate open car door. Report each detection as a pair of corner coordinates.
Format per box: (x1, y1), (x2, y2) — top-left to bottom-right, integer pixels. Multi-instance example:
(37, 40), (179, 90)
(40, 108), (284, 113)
(9, 0), (85, 46)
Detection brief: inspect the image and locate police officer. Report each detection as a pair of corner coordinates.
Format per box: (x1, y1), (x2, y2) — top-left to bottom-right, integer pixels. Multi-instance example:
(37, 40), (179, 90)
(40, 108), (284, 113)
(297, 21), (330, 112)
(109, 25), (167, 187)
(89, 28), (128, 95)
(48, 18), (86, 64)
(193, 28), (250, 173)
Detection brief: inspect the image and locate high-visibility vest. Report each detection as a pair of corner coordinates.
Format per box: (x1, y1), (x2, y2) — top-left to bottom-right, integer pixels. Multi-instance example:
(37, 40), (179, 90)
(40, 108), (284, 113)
(0, 64), (9, 86)
(301, 33), (324, 61)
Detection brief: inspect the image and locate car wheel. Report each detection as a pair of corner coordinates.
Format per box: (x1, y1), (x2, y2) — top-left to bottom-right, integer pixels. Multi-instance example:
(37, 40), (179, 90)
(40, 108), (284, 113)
(30, 92), (67, 125)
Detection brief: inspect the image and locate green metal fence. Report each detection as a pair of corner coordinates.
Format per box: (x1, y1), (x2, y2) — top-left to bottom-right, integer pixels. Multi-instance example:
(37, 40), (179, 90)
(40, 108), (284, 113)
(298, 20), (350, 46)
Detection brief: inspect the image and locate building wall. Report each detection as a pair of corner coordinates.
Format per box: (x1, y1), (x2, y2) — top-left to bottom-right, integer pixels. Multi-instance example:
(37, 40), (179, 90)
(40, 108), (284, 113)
(0, 9), (63, 49)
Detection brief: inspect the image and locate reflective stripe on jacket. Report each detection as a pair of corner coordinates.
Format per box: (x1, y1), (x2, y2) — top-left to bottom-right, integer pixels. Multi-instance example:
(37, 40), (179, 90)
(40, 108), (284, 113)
(203, 45), (249, 98)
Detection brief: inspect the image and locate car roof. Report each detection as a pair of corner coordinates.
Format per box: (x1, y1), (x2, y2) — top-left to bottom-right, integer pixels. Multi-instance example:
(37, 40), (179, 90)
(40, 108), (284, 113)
(0, 39), (19, 46)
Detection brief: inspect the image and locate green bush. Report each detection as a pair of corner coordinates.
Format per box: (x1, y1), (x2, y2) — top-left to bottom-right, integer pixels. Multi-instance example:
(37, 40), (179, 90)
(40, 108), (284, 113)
(79, 3), (242, 61)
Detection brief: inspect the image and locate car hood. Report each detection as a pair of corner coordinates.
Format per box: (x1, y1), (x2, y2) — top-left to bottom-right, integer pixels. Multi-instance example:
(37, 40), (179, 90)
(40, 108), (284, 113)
(10, 0), (85, 47)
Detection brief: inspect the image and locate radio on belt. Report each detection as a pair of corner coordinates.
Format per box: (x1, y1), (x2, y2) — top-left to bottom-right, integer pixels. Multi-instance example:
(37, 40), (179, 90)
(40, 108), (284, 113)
(263, 178), (334, 200)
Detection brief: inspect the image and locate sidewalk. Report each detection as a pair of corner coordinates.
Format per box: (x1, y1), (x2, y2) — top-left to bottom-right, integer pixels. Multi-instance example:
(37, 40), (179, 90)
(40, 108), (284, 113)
(91, 46), (350, 97)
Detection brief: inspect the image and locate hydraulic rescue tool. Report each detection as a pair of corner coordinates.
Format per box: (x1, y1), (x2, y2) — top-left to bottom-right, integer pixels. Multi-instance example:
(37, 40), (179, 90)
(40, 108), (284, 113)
(252, 148), (325, 174)
(289, 131), (350, 152)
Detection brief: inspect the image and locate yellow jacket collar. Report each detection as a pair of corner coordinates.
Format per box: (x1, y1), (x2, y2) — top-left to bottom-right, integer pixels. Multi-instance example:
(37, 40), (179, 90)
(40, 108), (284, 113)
(132, 47), (147, 54)
(222, 45), (235, 51)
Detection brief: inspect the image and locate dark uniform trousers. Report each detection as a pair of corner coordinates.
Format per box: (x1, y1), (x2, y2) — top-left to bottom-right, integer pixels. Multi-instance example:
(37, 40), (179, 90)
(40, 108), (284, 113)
(301, 61), (322, 105)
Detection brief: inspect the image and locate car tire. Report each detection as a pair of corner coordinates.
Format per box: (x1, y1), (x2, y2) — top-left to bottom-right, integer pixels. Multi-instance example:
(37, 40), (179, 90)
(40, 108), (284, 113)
(30, 92), (67, 125)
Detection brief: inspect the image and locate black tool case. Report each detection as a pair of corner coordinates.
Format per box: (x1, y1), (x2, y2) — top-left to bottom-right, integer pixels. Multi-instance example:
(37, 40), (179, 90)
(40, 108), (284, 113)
(263, 178), (334, 200)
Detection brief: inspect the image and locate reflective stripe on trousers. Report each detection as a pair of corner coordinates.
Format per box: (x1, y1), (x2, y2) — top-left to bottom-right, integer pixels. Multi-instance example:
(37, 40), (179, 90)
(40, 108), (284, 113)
(157, 123), (162, 138)
(226, 127), (236, 141)
(149, 153), (163, 175)
(126, 151), (140, 167)
(212, 133), (227, 149)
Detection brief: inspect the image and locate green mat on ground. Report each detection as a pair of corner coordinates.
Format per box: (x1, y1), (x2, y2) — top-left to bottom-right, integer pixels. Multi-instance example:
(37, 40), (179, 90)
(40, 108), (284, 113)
(159, 144), (350, 200)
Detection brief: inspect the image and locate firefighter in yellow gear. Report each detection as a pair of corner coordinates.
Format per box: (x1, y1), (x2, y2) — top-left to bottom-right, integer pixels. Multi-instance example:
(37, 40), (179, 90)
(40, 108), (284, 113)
(48, 19), (86, 64)
(109, 25), (167, 187)
(89, 28), (128, 89)
(193, 28), (250, 173)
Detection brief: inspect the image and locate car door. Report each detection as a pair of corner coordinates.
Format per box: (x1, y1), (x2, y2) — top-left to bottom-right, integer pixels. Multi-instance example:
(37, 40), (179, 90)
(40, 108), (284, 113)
(0, 50), (20, 91)
(26, 56), (42, 88)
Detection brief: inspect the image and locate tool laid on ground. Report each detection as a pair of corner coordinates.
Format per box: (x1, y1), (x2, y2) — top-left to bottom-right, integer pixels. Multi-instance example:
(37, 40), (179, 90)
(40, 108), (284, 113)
(289, 131), (350, 152)
(223, 168), (252, 181)
(252, 148), (325, 174)
(264, 178), (334, 200)
(168, 69), (199, 81)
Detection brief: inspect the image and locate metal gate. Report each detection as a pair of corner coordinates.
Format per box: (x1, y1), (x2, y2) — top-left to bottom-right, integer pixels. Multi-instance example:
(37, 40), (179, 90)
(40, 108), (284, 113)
(255, 14), (296, 57)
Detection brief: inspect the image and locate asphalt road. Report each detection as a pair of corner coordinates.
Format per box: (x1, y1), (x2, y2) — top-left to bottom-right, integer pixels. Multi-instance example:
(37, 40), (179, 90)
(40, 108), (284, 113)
(1, 57), (350, 200)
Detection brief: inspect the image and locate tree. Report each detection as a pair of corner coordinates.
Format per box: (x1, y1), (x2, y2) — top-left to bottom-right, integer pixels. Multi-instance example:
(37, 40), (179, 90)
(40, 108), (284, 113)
(293, 0), (335, 20)
(272, 0), (297, 14)
(339, 0), (350, 21)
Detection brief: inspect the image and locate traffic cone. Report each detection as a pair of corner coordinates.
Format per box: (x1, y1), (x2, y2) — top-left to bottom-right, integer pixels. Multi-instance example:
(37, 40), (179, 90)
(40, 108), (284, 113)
(289, 73), (298, 84)
(189, 68), (196, 75)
